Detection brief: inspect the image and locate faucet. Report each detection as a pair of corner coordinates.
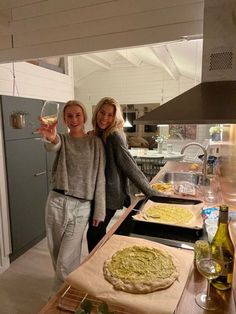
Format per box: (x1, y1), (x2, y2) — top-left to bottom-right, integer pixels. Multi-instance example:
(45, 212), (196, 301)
(181, 142), (208, 185)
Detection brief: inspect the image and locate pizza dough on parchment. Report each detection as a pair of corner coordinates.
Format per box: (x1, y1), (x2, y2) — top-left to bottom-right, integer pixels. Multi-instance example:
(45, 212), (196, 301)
(66, 235), (193, 314)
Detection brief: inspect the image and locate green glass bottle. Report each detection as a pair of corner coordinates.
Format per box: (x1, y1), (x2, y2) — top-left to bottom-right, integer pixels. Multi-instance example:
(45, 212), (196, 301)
(211, 205), (234, 290)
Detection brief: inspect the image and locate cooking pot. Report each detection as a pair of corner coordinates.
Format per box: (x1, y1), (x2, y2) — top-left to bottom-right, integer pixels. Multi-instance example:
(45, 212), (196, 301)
(10, 112), (26, 129)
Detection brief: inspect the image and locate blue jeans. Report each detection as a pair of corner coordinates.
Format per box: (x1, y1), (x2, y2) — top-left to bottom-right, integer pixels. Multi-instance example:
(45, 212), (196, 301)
(45, 190), (91, 292)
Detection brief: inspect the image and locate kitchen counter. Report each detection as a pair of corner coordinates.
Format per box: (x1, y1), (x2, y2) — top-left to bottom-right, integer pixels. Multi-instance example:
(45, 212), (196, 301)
(39, 161), (236, 314)
(129, 148), (185, 161)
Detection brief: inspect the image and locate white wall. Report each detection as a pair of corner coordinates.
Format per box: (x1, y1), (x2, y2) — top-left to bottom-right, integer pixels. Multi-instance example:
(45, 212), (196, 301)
(0, 110), (10, 273)
(74, 62), (199, 131)
(74, 60), (212, 154)
(0, 59), (74, 101)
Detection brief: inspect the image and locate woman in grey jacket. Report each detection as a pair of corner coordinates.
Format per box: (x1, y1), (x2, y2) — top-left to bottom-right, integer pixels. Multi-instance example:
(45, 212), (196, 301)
(87, 97), (159, 252)
(38, 100), (106, 292)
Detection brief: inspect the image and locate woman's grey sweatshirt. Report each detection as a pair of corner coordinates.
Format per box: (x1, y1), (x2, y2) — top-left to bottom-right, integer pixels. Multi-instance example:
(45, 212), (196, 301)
(105, 130), (159, 210)
(45, 133), (106, 221)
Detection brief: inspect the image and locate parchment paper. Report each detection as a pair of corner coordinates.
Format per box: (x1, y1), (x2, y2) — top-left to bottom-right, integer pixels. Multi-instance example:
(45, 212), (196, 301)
(133, 200), (203, 229)
(66, 235), (193, 314)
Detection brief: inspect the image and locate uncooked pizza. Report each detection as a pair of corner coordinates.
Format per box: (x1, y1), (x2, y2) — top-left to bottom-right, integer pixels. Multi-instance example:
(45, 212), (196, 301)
(144, 204), (194, 225)
(103, 245), (179, 294)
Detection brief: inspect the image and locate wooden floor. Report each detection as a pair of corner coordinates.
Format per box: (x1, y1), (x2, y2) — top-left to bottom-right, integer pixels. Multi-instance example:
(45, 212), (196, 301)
(0, 209), (123, 314)
(0, 239), (54, 314)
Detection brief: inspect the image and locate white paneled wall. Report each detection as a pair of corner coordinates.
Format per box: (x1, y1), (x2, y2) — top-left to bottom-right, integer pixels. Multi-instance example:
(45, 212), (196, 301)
(75, 63), (199, 131)
(74, 61), (211, 150)
(0, 59), (74, 101)
(0, 0), (203, 63)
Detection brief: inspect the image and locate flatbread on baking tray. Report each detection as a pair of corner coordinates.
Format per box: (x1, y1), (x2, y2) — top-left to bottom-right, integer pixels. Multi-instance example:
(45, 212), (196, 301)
(132, 200), (203, 229)
(144, 204), (194, 225)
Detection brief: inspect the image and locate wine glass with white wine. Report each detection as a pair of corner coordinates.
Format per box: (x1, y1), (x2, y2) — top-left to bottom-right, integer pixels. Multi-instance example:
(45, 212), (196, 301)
(195, 250), (222, 310)
(40, 101), (59, 142)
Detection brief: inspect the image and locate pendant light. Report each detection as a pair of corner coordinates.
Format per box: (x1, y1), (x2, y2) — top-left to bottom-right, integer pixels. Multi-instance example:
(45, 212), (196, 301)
(123, 54), (132, 128)
(124, 104), (132, 127)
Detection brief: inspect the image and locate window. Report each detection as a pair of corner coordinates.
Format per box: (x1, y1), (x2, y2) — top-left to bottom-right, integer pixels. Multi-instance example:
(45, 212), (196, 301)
(169, 124), (197, 140)
(144, 125), (158, 133)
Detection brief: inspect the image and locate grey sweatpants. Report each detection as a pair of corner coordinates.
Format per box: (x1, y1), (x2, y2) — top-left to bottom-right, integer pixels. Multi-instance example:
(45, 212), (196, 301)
(45, 190), (91, 292)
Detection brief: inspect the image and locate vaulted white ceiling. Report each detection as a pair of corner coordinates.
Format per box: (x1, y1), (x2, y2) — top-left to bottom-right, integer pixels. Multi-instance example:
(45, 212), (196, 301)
(0, 0), (203, 81)
(0, 0), (203, 90)
(73, 38), (203, 83)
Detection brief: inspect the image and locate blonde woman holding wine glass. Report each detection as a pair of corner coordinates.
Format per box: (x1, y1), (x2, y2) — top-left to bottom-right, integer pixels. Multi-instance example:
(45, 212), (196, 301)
(38, 100), (106, 294)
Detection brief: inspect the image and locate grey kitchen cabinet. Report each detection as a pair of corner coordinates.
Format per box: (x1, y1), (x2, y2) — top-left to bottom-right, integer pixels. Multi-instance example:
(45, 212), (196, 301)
(0, 96), (64, 261)
(5, 138), (48, 260)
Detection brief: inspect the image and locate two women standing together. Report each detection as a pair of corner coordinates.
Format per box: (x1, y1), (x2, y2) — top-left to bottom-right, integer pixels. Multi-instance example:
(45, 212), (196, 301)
(38, 97), (159, 292)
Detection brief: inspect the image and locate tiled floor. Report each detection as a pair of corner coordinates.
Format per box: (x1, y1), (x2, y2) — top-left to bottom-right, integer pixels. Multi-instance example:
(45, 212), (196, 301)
(0, 209), (123, 314)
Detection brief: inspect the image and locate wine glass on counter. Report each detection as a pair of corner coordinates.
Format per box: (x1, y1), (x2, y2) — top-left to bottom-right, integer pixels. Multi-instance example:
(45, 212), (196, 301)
(204, 161), (218, 204)
(40, 101), (59, 142)
(195, 248), (222, 311)
(204, 178), (217, 205)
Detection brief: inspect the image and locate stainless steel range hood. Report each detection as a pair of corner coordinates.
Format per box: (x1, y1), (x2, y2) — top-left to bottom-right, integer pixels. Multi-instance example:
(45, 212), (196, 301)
(135, 81), (236, 125)
(135, 0), (236, 125)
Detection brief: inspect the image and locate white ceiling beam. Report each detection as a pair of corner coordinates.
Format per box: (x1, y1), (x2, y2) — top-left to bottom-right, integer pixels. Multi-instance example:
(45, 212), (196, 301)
(151, 45), (180, 80)
(81, 54), (111, 70)
(117, 49), (141, 67)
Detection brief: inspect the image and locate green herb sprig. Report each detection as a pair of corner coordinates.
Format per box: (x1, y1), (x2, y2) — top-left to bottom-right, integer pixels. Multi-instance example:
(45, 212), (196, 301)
(75, 299), (114, 314)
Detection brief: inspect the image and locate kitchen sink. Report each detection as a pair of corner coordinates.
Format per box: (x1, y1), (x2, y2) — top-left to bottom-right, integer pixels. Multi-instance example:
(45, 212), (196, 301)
(160, 171), (203, 185)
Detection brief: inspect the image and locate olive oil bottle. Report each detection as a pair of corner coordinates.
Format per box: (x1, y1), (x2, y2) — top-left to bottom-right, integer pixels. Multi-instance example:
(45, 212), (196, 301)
(211, 205), (234, 290)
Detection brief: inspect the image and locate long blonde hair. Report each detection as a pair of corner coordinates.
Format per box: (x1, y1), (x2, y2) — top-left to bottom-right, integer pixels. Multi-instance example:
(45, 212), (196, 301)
(92, 97), (124, 142)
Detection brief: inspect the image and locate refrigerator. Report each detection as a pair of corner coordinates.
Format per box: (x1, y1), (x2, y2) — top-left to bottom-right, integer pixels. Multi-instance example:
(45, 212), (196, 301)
(0, 95), (63, 261)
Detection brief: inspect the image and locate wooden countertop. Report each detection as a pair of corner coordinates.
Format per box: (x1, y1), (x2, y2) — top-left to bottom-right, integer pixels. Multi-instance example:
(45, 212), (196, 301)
(39, 161), (236, 314)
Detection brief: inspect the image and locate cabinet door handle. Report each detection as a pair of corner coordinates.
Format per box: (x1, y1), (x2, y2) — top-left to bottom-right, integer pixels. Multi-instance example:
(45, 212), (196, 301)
(34, 171), (46, 177)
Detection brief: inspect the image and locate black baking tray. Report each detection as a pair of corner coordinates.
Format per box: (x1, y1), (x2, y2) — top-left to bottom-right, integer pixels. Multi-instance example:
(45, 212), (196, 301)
(148, 195), (202, 205)
(115, 195), (203, 243)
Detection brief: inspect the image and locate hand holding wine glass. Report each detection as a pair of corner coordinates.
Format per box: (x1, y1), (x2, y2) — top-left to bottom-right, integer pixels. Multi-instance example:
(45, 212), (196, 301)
(38, 101), (59, 143)
(195, 247), (222, 311)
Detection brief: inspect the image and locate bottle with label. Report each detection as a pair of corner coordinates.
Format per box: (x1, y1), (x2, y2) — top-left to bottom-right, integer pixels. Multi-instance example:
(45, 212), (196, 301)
(211, 205), (234, 290)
